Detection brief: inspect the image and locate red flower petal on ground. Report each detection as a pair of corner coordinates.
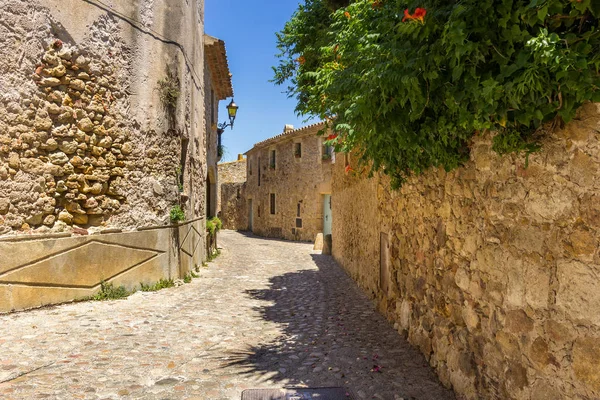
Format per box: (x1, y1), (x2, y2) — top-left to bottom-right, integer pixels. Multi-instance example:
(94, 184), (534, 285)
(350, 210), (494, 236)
(371, 365), (382, 372)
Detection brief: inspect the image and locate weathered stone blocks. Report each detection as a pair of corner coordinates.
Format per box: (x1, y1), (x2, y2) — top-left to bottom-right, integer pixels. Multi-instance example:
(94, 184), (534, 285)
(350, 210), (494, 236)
(331, 104), (600, 400)
(0, 40), (137, 235)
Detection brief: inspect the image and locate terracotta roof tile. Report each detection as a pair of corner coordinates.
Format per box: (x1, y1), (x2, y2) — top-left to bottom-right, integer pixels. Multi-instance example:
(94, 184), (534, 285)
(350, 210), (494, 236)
(246, 122), (327, 153)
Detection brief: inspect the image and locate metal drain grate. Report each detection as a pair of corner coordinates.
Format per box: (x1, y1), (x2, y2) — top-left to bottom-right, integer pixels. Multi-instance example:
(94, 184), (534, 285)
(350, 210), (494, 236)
(241, 387), (354, 400)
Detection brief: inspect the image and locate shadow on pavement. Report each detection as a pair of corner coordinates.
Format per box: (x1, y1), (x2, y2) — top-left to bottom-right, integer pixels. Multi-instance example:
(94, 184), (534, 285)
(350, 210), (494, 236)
(222, 253), (455, 400)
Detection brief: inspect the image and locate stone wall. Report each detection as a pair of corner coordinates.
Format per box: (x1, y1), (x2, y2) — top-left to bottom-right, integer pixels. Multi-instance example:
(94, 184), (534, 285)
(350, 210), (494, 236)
(245, 123), (333, 242)
(0, 0), (207, 236)
(218, 157), (247, 230)
(332, 103), (600, 400)
(0, 0), (215, 311)
(220, 182), (247, 230)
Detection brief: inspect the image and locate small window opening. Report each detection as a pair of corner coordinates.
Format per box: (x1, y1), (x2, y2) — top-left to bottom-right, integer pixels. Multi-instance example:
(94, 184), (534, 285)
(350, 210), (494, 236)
(296, 218), (303, 228)
(236, 188), (240, 199)
(297, 202), (301, 217)
(322, 143), (333, 161)
(258, 157), (261, 186)
(270, 150), (276, 169)
(210, 89), (215, 124)
(294, 142), (302, 158)
(270, 193), (276, 214)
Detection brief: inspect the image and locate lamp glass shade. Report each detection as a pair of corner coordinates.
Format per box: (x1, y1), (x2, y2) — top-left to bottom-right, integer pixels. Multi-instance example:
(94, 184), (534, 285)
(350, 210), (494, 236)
(227, 100), (238, 120)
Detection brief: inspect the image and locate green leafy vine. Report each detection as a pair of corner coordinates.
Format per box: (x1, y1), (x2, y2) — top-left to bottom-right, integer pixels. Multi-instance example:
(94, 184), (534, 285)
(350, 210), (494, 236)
(274, 0), (599, 187)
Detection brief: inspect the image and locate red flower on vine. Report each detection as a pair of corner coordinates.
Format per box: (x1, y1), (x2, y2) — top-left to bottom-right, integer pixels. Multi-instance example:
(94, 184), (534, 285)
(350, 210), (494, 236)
(345, 165), (354, 175)
(297, 56), (306, 65)
(344, 11), (351, 19)
(402, 7), (427, 23)
(326, 133), (338, 141)
(372, 0), (383, 9)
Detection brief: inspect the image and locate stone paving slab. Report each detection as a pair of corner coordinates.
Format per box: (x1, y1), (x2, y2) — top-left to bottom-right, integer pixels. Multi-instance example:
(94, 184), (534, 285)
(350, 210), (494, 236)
(0, 230), (454, 400)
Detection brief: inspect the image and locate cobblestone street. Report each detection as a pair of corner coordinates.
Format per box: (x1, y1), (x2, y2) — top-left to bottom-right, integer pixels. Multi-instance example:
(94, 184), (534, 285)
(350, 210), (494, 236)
(0, 230), (454, 400)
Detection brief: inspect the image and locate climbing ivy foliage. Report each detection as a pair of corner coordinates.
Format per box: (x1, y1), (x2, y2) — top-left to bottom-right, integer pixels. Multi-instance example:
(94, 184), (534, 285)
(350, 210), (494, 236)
(273, 0), (600, 187)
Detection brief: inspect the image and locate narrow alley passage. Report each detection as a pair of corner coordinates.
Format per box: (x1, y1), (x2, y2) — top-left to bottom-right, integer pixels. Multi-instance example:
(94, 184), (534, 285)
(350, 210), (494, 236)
(0, 231), (454, 400)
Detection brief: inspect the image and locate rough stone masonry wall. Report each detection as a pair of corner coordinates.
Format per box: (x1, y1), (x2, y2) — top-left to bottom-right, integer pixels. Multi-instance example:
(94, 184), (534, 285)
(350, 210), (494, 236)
(218, 158), (247, 230)
(246, 125), (333, 242)
(332, 103), (600, 400)
(0, 0), (207, 236)
(220, 182), (247, 230)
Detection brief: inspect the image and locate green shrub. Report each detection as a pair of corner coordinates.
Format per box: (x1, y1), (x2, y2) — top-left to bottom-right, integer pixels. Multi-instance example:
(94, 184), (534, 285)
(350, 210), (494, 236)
(91, 281), (130, 301)
(140, 278), (175, 292)
(157, 71), (180, 109)
(170, 205), (185, 223)
(207, 248), (221, 262)
(274, 0), (600, 187)
(206, 216), (222, 236)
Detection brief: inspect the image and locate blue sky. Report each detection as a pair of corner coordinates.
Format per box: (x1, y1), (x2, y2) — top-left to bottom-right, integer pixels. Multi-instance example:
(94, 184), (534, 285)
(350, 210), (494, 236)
(205, 0), (316, 162)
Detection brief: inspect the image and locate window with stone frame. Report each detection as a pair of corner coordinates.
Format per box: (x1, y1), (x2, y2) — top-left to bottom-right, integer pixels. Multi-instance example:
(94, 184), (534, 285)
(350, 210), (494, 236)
(248, 156), (253, 176)
(270, 193), (276, 214)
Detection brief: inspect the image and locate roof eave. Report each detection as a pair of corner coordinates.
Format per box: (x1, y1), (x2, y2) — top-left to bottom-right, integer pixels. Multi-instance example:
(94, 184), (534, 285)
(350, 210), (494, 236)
(204, 34), (234, 100)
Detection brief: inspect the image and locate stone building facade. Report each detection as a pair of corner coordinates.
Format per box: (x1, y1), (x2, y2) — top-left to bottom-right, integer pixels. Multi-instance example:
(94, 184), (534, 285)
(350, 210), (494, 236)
(331, 103), (600, 399)
(0, 0), (233, 312)
(244, 123), (333, 242)
(217, 155), (247, 230)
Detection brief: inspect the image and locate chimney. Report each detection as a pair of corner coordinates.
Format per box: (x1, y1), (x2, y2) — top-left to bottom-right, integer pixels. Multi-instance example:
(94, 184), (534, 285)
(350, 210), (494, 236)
(237, 154), (244, 161)
(284, 124), (294, 133)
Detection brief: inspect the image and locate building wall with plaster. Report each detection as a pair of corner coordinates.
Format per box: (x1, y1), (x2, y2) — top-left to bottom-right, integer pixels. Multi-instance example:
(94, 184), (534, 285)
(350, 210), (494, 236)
(0, 0), (232, 312)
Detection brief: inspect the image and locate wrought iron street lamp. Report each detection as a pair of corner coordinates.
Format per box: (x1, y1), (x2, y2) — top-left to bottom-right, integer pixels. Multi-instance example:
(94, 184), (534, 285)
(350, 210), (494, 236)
(217, 99), (238, 158)
(218, 99), (238, 132)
